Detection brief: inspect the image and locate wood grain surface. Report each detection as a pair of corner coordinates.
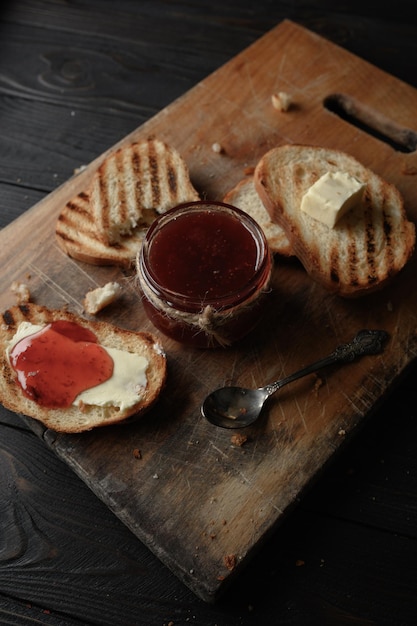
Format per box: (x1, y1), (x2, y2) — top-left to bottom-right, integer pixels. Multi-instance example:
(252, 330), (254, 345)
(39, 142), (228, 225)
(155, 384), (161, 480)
(1, 20), (416, 602)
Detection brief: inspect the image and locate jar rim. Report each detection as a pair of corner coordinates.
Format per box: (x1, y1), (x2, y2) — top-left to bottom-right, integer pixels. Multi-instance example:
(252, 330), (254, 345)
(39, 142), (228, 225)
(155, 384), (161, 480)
(138, 201), (271, 312)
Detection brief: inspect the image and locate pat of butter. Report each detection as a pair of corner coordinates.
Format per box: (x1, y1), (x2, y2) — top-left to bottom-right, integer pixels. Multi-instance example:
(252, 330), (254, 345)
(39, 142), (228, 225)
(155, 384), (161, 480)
(7, 322), (148, 412)
(76, 345), (147, 411)
(301, 171), (366, 227)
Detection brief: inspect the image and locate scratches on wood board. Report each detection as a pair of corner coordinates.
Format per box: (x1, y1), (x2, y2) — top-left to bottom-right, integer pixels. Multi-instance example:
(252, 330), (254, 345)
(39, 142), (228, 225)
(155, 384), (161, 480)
(27, 262), (84, 311)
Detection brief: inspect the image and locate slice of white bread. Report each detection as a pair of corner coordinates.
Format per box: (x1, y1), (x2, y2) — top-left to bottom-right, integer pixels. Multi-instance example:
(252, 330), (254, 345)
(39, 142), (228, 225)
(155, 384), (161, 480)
(56, 191), (143, 267)
(90, 137), (200, 244)
(56, 137), (200, 266)
(0, 303), (167, 433)
(254, 144), (416, 297)
(223, 177), (293, 256)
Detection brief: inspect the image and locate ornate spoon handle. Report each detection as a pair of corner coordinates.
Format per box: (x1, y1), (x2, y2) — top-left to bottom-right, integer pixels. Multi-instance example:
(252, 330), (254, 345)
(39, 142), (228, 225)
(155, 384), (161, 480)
(265, 329), (389, 397)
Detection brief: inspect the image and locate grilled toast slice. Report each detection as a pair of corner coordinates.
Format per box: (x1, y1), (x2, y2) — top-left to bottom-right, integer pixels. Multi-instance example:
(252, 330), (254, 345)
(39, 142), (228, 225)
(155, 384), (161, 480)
(223, 177), (293, 256)
(0, 303), (167, 433)
(56, 190), (142, 267)
(56, 137), (200, 266)
(90, 137), (200, 244)
(254, 144), (415, 297)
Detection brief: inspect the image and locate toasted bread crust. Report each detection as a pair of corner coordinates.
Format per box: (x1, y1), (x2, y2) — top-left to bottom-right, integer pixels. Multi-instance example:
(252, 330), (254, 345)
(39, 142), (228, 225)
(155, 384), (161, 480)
(223, 177), (293, 256)
(0, 304), (167, 433)
(255, 144), (416, 297)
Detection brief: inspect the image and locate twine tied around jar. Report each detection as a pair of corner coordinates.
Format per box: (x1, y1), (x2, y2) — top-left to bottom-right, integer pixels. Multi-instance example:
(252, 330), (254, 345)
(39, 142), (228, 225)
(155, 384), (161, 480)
(137, 262), (272, 348)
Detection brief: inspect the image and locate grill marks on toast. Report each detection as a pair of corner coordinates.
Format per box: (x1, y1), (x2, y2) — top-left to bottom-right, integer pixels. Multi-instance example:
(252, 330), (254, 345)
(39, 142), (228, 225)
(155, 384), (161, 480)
(67, 191), (90, 216)
(57, 192), (92, 239)
(255, 144), (415, 296)
(2, 303), (41, 330)
(324, 191), (400, 289)
(91, 138), (199, 245)
(2, 308), (16, 328)
(148, 139), (174, 209)
(55, 138), (200, 266)
(2, 306), (21, 329)
(149, 141), (161, 207)
(56, 190), (141, 267)
(93, 148), (134, 241)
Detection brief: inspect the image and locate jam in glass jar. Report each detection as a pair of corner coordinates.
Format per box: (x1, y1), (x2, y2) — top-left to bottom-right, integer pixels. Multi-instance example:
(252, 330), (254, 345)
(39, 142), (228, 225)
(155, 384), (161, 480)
(137, 201), (272, 348)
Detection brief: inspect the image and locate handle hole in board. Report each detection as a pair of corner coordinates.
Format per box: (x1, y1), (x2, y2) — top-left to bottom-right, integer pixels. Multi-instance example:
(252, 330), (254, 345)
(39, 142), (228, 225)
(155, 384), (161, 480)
(323, 93), (417, 153)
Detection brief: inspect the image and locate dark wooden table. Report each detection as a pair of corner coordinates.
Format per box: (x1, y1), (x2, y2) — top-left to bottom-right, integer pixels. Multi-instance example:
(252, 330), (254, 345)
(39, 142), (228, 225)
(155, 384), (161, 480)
(1, 1), (417, 624)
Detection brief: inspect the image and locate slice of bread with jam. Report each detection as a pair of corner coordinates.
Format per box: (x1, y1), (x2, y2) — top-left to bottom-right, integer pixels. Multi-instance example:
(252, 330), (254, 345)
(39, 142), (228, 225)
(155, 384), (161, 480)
(0, 303), (167, 433)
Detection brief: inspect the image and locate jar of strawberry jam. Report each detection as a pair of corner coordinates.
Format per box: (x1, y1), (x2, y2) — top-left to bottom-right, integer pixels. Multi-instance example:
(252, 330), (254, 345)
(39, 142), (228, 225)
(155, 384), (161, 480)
(137, 201), (272, 348)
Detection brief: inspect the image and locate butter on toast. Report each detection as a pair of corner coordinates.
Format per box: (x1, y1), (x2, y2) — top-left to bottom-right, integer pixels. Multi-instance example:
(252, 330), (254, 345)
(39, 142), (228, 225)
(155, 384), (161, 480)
(255, 144), (415, 297)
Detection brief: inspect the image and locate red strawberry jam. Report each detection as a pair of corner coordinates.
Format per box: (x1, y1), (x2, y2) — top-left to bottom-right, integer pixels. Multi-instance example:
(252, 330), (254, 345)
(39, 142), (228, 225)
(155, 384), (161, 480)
(9, 320), (114, 408)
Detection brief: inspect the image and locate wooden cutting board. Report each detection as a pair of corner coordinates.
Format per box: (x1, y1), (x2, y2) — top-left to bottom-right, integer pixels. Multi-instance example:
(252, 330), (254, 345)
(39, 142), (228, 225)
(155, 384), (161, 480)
(1, 20), (417, 602)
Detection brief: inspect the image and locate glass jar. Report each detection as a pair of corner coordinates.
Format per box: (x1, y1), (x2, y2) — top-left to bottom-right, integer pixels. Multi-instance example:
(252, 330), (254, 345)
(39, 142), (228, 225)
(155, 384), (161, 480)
(137, 201), (272, 348)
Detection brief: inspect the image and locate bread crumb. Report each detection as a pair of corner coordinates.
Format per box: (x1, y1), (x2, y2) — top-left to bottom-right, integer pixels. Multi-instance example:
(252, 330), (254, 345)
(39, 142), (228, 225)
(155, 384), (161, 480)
(133, 448), (142, 459)
(271, 91), (293, 112)
(10, 281), (31, 304)
(312, 375), (323, 394)
(224, 554), (237, 571)
(338, 429), (346, 436)
(231, 433), (248, 447)
(153, 342), (166, 357)
(211, 142), (224, 154)
(84, 281), (122, 314)
(401, 163), (417, 175)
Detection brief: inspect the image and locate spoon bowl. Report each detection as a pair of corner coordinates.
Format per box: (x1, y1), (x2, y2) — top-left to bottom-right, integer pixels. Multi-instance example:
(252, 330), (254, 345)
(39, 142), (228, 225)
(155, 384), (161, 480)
(201, 329), (389, 428)
(202, 386), (270, 429)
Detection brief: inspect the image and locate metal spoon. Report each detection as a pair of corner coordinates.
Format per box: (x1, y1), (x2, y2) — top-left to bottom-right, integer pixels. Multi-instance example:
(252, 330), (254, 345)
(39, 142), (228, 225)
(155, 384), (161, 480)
(201, 329), (389, 429)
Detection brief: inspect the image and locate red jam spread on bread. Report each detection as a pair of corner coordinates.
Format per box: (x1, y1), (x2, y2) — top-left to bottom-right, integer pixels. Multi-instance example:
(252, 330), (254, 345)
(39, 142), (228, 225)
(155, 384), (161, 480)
(147, 209), (260, 301)
(9, 321), (113, 408)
